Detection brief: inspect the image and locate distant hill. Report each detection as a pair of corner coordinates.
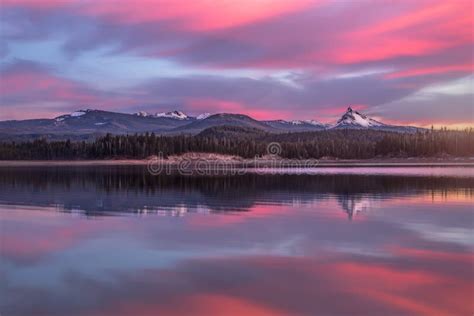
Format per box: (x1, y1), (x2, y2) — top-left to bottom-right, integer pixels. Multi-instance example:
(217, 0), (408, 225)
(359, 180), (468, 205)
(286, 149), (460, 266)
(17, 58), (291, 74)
(175, 113), (276, 134)
(0, 109), (192, 141)
(0, 107), (424, 141)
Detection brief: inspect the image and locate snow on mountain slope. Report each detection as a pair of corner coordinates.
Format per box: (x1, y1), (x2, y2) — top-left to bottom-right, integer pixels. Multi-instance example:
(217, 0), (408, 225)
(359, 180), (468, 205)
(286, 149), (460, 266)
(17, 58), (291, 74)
(332, 107), (384, 129)
(134, 110), (210, 120)
(135, 111), (150, 117)
(70, 111), (87, 117)
(55, 110), (90, 121)
(296, 119), (327, 127)
(290, 120), (303, 125)
(263, 119), (327, 131)
(197, 113), (211, 120)
(135, 110), (192, 119)
(2, 107), (423, 141)
(156, 110), (189, 120)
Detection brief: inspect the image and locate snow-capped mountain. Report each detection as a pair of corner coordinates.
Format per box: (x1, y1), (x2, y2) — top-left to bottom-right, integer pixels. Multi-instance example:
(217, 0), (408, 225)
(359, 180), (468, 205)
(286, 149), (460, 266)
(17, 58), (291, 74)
(134, 110), (213, 120)
(332, 107), (384, 129)
(133, 110), (214, 120)
(134, 110), (190, 119)
(0, 107), (423, 141)
(155, 110), (189, 120)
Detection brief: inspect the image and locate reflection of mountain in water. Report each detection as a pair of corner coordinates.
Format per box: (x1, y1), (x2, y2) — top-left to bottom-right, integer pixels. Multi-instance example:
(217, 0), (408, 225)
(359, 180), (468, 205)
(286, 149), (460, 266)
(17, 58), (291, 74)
(0, 166), (472, 218)
(337, 195), (373, 220)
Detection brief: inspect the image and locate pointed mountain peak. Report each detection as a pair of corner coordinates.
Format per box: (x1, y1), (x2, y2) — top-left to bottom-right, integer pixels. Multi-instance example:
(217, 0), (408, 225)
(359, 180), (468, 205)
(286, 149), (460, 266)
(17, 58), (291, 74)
(333, 107), (384, 129)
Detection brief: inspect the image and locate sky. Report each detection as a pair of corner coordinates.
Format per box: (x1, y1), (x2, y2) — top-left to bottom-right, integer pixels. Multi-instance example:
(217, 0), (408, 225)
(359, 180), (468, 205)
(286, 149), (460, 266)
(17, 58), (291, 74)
(0, 0), (472, 127)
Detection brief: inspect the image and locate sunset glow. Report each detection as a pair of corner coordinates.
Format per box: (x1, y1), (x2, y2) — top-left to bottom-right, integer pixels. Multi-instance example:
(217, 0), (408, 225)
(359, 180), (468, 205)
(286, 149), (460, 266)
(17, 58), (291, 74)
(0, 0), (472, 126)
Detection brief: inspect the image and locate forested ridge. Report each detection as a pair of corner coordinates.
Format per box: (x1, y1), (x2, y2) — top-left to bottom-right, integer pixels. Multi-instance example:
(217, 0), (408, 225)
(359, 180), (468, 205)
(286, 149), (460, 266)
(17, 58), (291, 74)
(0, 126), (473, 160)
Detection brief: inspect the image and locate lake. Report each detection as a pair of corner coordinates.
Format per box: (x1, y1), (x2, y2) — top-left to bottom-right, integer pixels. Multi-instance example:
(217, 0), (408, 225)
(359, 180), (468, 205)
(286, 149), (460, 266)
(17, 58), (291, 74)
(1, 166), (473, 315)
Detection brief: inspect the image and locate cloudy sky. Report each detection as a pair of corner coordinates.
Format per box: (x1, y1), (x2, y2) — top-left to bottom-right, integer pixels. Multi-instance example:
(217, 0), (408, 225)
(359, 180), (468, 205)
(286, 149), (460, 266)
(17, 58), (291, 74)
(0, 0), (472, 127)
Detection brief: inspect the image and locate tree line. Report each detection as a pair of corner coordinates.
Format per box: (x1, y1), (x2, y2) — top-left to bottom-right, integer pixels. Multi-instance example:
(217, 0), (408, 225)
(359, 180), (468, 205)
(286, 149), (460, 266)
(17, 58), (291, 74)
(0, 127), (472, 160)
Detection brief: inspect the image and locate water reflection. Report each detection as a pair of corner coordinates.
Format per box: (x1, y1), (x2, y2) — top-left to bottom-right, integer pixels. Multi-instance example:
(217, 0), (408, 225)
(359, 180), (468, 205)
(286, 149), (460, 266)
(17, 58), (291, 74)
(0, 167), (473, 315)
(0, 166), (472, 218)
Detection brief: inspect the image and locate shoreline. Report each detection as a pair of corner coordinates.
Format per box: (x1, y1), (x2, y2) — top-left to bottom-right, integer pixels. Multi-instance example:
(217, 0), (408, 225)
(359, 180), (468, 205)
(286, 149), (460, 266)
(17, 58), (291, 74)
(1, 157), (474, 168)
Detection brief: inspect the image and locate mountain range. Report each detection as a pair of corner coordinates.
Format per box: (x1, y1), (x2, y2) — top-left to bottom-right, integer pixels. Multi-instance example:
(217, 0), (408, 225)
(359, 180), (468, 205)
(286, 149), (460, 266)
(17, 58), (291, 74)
(0, 107), (422, 141)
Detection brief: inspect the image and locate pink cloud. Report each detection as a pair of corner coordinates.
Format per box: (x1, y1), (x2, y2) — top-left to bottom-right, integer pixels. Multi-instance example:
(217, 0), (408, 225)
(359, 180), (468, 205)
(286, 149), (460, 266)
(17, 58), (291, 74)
(0, 62), (143, 119)
(0, 0), (73, 8)
(385, 63), (473, 79)
(0, 69), (99, 103)
(97, 294), (288, 316)
(1, 0), (472, 126)
(80, 0), (317, 31)
(331, 2), (472, 64)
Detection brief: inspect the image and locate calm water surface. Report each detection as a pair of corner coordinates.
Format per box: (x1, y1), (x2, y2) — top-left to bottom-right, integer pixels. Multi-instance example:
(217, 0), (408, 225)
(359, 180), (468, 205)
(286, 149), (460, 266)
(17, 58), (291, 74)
(0, 167), (473, 315)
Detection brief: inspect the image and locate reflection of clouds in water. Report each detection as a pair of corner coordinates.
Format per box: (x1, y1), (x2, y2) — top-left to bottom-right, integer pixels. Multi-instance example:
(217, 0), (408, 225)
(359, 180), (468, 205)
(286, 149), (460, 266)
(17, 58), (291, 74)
(4, 252), (472, 316)
(2, 234), (306, 289)
(1, 204), (472, 315)
(1, 169), (473, 315)
(366, 196), (474, 248)
(326, 242), (393, 258)
(401, 222), (474, 248)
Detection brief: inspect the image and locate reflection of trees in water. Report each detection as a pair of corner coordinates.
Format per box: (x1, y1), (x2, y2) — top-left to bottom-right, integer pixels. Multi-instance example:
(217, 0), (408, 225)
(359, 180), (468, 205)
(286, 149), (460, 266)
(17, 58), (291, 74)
(0, 167), (472, 216)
